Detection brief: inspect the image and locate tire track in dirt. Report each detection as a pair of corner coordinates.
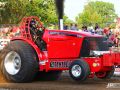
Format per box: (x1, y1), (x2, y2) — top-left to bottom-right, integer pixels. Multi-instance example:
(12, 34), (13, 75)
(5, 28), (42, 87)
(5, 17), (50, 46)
(0, 72), (120, 90)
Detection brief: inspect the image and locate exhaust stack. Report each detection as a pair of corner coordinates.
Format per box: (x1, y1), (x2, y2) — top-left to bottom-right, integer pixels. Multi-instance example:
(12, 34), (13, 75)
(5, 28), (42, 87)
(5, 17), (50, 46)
(55, 0), (64, 30)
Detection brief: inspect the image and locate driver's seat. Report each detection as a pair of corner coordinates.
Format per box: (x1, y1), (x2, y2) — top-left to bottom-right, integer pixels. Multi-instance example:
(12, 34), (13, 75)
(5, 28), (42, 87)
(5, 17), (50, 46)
(29, 18), (46, 51)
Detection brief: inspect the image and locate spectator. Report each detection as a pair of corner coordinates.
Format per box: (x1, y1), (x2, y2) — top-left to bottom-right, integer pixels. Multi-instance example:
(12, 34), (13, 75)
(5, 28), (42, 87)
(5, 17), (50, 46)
(88, 23), (94, 33)
(64, 24), (69, 30)
(108, 34), (115, 47)
(70, 24), (78, 31)
(82, 24), (87, 31)
(95, 23), (99, 30)
(114, 35), (119, 47)
(94, 23), (99, 34)
(103, 27), (110, 37)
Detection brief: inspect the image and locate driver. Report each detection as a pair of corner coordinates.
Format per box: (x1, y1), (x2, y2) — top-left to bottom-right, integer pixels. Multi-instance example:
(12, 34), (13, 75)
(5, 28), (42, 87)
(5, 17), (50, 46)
(29, 19), (46, 50)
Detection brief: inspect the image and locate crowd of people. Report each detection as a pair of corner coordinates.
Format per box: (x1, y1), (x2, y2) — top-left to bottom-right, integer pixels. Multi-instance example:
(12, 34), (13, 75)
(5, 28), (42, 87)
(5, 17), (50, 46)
(0, 26), (20, 39)
(0, 23), (120, 47)
(82, 24), (120, 47)
(64, 23), (79, 30)
(64, 23), (120, 47)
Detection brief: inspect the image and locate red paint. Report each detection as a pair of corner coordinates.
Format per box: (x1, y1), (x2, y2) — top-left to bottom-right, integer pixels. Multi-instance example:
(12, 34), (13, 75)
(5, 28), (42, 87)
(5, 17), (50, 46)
(9, 16), (120, 76)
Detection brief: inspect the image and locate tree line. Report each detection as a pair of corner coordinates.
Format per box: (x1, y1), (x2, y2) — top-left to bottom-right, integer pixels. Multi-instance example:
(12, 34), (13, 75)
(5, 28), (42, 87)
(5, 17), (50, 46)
(0, 0), (58, 25)
(0, 0), (118, 29)
(76, 1), (118, 28)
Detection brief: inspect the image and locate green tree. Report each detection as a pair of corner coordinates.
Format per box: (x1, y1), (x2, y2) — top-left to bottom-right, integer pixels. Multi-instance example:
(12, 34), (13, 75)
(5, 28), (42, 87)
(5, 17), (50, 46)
(63, 15), (74, 24)
(0, 0), (29, 24)
(76, 1), (117, 28)
(26, 0), (58, 25)
(0, 0), (7, 2)
(0, 0), (58, 25)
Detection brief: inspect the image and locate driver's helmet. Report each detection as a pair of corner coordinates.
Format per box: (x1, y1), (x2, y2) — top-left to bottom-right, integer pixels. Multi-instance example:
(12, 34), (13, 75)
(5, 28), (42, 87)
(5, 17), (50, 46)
(30, 19), (37, 30)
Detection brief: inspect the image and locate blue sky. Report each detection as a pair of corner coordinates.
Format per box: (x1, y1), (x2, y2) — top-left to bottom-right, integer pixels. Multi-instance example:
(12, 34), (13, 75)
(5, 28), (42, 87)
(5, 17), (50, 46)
(64, 0), (120, 21)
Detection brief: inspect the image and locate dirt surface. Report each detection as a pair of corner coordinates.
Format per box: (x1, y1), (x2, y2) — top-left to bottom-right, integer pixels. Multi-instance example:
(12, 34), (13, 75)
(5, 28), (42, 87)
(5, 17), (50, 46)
(0, 72), (120, 90)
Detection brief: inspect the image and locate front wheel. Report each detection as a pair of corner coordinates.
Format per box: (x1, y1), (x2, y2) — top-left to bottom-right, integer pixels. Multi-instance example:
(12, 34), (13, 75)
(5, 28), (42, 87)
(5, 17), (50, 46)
(69, 59), (90, 82)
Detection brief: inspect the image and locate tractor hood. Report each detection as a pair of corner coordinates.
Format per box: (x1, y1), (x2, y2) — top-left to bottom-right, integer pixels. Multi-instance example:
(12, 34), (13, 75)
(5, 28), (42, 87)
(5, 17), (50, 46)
(47, 29), (102, 38)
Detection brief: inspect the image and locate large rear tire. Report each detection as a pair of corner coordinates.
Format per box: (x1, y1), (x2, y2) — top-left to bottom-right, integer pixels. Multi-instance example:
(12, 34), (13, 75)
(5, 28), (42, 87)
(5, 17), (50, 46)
(69, 59), (90, 82)
(0, 40), (39, 83)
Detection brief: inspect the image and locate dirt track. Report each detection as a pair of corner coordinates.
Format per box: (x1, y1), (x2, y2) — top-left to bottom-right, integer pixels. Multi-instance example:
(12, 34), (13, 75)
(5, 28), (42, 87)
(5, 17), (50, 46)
(0, 72), (120, 90)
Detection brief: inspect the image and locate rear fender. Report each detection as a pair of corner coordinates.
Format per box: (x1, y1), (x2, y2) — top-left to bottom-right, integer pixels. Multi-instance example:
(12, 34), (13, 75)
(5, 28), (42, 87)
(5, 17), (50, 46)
(11, 38), (45, 61)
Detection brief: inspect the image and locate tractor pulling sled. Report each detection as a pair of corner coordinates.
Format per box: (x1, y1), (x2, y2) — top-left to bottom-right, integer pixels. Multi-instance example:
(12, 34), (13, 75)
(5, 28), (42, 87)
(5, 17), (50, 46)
(0, 16), (120, 83)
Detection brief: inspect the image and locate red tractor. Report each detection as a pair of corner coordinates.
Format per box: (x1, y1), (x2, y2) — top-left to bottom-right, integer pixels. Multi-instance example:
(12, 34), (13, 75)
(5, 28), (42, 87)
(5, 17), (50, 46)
(0, 16), (120, 83)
